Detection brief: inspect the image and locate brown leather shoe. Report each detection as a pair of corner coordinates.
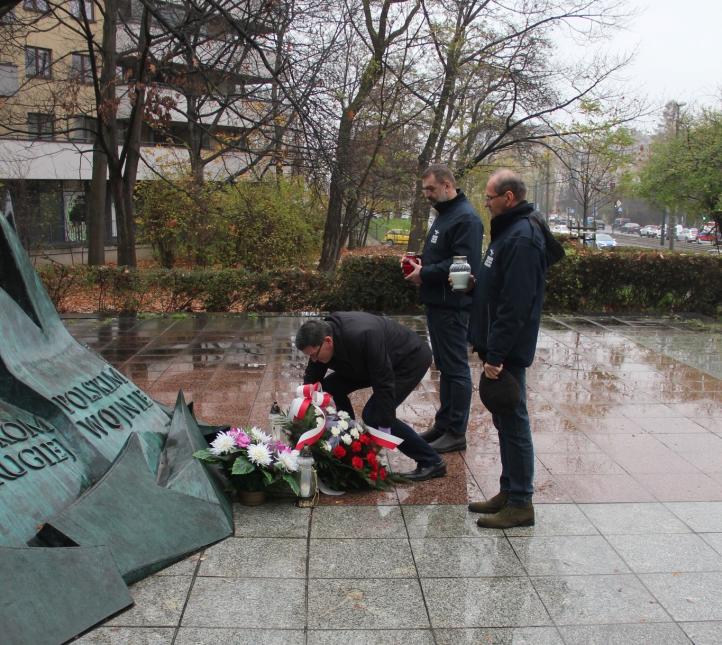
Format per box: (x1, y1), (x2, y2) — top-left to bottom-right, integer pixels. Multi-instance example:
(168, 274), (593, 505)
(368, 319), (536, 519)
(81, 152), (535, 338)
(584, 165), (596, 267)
(468, 491), (508, 514)
(476, 504), (534, 529)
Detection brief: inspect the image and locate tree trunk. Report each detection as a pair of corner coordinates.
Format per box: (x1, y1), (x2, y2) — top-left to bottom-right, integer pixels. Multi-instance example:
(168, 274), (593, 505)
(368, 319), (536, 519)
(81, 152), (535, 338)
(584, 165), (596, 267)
(87, 146), (107, 265)
(318, 115), (354, 271)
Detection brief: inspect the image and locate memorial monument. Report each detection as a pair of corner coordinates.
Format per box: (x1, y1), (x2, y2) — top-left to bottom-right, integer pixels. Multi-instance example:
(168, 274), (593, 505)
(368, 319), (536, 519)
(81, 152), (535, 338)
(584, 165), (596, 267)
(0, 213), (233, 644)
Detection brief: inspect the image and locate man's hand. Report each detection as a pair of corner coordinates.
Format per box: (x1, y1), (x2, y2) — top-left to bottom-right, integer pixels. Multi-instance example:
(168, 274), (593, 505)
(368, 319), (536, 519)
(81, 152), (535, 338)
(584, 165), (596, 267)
(483, 362), (503, 379)
(447, 272), (476, 292)
(404, 260), (422, 285)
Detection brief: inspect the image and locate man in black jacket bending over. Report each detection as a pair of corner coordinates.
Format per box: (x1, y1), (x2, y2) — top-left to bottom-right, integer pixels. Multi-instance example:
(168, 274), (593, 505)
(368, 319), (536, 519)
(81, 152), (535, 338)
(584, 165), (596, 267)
(467, 168), (548, 528)
(295, 313), (446, 481)
(405, 164), (483, 453)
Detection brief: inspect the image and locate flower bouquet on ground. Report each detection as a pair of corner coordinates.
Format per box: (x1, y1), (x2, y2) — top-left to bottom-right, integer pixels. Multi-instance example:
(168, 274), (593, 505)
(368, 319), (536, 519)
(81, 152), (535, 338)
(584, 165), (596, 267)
(283, 383), (405, 492)
(194, 426), (300, 496)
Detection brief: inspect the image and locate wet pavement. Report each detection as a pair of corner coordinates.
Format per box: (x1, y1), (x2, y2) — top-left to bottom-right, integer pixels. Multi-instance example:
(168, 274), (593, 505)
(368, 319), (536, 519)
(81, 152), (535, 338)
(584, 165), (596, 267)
(66, 313), (722, 644)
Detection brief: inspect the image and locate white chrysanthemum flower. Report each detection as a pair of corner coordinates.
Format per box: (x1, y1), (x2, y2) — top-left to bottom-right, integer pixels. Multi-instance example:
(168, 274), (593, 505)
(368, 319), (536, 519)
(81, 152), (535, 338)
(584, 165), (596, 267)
(350, 427), (360, 439)
(321, 441), (332, 452)
(210, 431), (237, 455)
(341, 433), (352, 445)
(247, 442), (272, 466)
(330, 425), (341, 436)
(278, 450), (299, 472)
(337, 410), (350, 420)
(325, 405), (337, 415)
(250, 426), (272, 444)
(338, 419), (349, 431)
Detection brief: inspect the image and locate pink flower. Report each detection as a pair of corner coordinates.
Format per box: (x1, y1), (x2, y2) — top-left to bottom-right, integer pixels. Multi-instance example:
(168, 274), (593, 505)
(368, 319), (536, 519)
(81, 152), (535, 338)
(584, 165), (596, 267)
(273, 441), (291, 453)
(229, 427), (251, 448)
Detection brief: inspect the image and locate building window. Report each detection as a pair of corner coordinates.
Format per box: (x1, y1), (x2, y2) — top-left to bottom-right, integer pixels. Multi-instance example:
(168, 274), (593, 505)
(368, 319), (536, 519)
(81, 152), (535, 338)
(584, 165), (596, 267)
(68, 115), (96, 142)
(25, 47), (52, 79)
(23, 0), (49, 12)
(69, 0), (94, 20)
(0, 63), (19, 96)
(28, 112), (54, 140)
(71, 53), (93, 83)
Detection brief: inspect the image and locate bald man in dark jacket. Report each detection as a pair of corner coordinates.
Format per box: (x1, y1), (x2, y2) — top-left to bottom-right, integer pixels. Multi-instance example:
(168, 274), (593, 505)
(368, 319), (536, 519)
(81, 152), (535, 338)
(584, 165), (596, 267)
(296, 312), (446, 481)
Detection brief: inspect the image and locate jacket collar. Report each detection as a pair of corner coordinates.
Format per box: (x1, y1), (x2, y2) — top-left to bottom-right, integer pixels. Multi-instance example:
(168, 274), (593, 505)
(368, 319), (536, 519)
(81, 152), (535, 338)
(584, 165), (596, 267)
(435, 190), (467, 215)
(490, 201), (535, 240)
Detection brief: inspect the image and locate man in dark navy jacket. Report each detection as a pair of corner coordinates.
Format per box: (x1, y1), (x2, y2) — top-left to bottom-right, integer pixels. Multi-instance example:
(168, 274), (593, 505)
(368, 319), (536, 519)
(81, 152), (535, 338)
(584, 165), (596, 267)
(295, 313), (446, 481)
(467, 168), (548, 529)
(404, 164), (483, 454)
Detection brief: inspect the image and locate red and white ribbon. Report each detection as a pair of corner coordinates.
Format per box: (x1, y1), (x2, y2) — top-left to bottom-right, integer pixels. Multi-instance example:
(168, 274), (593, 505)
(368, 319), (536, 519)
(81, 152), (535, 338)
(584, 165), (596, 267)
(366, 426), (403, 449)
(294, 405), (326, 450)
(290, 382), (331, 450)
(296, 383), (321, 399)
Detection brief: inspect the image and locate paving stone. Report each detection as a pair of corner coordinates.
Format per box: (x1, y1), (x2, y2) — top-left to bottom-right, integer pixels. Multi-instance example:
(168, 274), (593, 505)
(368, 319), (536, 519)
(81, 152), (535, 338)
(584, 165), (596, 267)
(559, 623), (691, 644)
(175, 628), (305, 645)
(198, 537), (307, 578)
(309, 538), (415, 578)
(580, 502), (691, 534)
(640, 572), (722, 621)
(421, 577), (551, 628)
(182, 578), (305, 628)
(607, 533), (722, 573)
(307, 578), (429, 629)
(531, 574), (667, 625)
(105, 576), (193, 627)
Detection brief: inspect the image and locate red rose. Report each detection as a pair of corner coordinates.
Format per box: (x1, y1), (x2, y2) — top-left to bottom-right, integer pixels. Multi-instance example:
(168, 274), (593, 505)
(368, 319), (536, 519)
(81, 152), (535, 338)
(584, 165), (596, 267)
(351, 456), (363, 470)
(351, 441), (362, 453)
(332, 445), (346, 459)
(366, 451), (377, 466)
(379, 467), (387, 480)
(359, 433), (371, 445)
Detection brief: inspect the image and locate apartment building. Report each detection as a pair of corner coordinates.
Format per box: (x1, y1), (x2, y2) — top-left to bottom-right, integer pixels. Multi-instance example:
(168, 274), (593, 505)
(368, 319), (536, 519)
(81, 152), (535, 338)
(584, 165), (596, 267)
(0, 0), (278, 253)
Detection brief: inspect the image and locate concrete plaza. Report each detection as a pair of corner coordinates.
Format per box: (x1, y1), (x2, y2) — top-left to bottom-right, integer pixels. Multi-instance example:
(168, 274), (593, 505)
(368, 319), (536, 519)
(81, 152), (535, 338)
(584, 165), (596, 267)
(66, 313), (722, 644)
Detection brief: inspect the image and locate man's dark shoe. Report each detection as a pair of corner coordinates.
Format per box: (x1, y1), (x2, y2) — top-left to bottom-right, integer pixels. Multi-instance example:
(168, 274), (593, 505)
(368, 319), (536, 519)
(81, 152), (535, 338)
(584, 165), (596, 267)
(468, 491), (508, 514)
(429, 432), (466, 453)
(476, 503), (534, 529)
(401, 460), (447, 482)
(418, 425), (445, 443)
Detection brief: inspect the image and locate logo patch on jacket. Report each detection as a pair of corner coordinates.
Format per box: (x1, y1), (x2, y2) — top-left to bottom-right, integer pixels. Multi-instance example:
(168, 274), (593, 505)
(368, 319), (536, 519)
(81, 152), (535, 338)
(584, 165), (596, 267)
(483, 249), (494, 267)
(430, 228), (439, 244)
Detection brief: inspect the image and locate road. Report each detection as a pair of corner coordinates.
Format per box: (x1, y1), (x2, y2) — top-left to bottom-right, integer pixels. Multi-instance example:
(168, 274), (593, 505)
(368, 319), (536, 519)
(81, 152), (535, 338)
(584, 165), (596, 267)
(605, 230), (721, 255)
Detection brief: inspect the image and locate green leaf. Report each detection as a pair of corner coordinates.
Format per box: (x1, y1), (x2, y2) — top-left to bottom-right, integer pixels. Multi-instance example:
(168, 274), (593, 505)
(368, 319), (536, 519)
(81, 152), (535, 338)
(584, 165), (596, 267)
(261, 468), (274, 485)
(282, 473), (300, 496)
(193, 449), (217, 462)
(231, 455), (255, 475)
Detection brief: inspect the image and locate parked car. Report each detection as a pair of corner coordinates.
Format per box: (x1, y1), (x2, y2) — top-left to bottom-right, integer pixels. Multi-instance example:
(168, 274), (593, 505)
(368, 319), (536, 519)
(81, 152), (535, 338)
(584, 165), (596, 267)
(384, 228), (410, 245)
(640, 224), (659, 237)
(697, 224), (719, 243)
(612, 217), (630, 231)
(550, 224), (570, 234)
(620, 222), (641, 235)
(594, 233), (617, 250)
(595, 219), (606, 230)
(686, 227), (698, 242)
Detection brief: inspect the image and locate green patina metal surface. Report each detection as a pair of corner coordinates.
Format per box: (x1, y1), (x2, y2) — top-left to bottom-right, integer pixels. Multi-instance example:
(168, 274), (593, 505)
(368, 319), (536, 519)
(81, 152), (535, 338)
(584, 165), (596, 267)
(0, 214), (232, 641)
(0, 545), (132, 645)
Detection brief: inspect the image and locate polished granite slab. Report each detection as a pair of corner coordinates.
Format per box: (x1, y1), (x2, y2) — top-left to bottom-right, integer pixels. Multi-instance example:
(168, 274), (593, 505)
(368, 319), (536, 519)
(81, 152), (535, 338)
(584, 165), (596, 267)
(65, 314), (721, 642)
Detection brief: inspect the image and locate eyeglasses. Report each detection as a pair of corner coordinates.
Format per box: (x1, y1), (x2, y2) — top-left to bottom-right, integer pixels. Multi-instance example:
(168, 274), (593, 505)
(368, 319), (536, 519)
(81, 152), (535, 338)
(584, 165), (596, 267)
(485, 192), (505, 202)
(310, 343), (323, 361)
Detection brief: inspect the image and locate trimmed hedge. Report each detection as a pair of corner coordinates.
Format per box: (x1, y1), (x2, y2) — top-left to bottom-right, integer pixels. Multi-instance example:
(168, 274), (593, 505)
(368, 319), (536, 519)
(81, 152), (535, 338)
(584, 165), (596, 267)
(41, 249), (722, 316)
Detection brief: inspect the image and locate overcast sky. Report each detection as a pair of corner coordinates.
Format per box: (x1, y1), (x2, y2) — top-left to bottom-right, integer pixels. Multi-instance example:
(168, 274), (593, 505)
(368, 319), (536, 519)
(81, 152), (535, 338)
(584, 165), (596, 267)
(556, 0), (720, 130)
(609, 0), (720, 105)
